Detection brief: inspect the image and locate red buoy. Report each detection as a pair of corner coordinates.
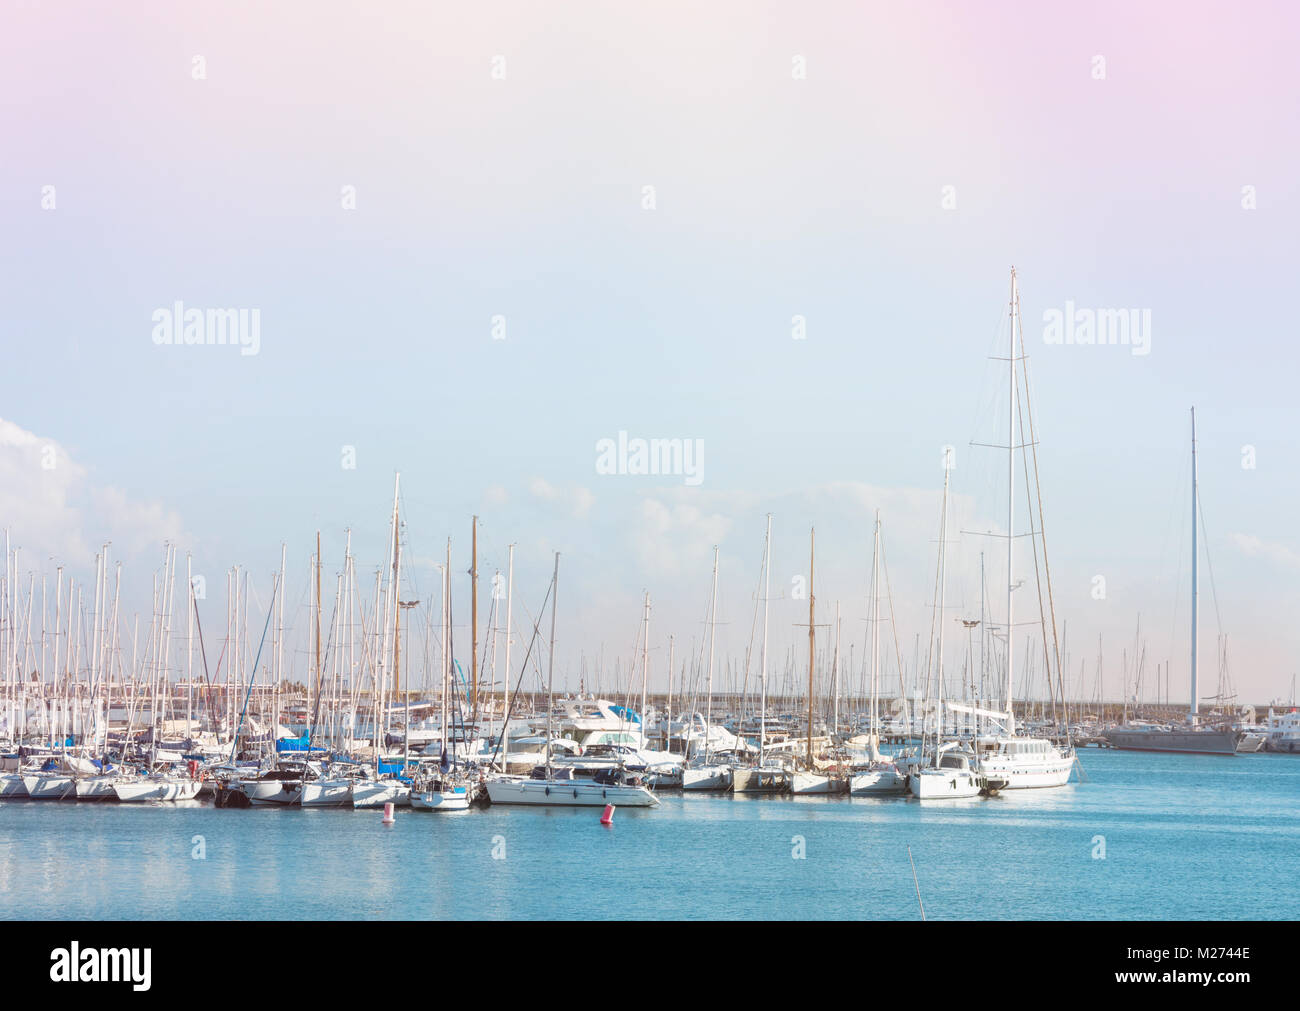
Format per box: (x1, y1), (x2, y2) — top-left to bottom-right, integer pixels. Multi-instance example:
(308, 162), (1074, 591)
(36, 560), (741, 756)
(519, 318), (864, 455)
(381, 802), (395, 825)
(600, 804), (614, 826)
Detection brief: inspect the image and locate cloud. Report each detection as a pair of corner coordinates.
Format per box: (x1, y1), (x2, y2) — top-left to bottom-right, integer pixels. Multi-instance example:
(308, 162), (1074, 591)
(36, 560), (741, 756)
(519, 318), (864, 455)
(529, 477), (594, 519)
(635, 498), (733, 579)
(0, 417), (186, 569)
(1230, 532), (1300, 570)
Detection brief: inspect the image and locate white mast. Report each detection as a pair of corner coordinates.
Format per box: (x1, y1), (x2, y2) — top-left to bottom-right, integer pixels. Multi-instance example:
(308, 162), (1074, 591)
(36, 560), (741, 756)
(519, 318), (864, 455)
(640, 591), (650, 729)
(501, 543), (514, 770)
(1006, 266), (1018, 736)
(759, 513), (772, 760)
(870, 510), (881, 759)
(1190, 406), (1199, 724)
(704, 545), (719, 764)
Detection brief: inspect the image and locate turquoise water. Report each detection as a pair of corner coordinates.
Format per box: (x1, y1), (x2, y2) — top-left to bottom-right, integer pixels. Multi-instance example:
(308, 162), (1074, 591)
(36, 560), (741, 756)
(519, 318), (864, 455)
(1, 749), (1296, 920)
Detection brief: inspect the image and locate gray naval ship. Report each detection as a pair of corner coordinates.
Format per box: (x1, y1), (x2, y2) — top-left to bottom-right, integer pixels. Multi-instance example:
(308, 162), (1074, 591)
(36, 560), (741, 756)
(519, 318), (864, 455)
(1103, 723), (1239, 755)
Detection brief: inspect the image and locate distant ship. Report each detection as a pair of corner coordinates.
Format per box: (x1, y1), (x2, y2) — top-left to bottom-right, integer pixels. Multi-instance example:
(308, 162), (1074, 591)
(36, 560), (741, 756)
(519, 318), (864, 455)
(1104, 408), (1239, 757)
(1104, 724), (1238, 755)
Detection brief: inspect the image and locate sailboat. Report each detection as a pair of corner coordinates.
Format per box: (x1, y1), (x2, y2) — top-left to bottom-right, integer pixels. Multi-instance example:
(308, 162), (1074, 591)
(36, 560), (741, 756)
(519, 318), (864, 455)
(1104, 408), (1238, 755)
(908, 464), (982, 799)
(681, 546), (734, 791)
(792, 528), (849, 795)
(411, 544), (471, 811)
(352, 478), (413, 807)
(963, 267), (1075, 789)
(485, 553), (659, 807)
(850, 512), (907, 796)
(732, 515), (793, 795)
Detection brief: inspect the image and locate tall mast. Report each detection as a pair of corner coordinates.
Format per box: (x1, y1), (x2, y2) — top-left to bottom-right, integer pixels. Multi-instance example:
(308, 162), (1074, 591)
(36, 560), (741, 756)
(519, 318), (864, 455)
(470, 515), (478, 721)
(442, 541), (450, 765)
(870, 511), (881, 757)
(501, 543), (514, 768)
(640, 591), (650, 727)
(759, 513), (772, 759)
(807, 527), (815, 767)
(1190, 406), (1199, 723)
(1006, 266), (1018, 734)
(545, 552), (559, 779)
(315, 531), (322, 746)
(704, 545), (718, 765)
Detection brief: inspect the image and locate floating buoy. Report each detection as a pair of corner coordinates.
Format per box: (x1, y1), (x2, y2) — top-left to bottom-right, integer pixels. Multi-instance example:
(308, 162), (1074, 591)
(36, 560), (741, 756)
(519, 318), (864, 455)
(600, 804), (614, 826)
(381, 802), (395, 825)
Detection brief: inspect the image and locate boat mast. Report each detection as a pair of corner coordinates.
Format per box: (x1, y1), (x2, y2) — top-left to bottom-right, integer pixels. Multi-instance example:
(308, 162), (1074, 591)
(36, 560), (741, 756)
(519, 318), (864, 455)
(806, 527), (815, 768)
(545, 552), (559, 780)
(759, 514), (772, 761)
(1006, 266), (1018, 735)
(315, 530), (322, 749)
(470, 515), (478, 722)
(704, 545), (718, 766)
(501, 543), (514, 770)
(640, 591), (650, 728)
(1190, 406), (1198, 725)
(871, 511), (881, 758)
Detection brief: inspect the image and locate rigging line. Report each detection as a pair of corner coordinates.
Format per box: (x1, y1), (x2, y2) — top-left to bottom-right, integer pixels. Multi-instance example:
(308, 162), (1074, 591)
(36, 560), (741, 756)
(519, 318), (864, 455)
(1196, 490), (1225, 638)
(880, 535), (910, 726)
(487, 572), (555, 772)
(1014, 299), (1060, 726)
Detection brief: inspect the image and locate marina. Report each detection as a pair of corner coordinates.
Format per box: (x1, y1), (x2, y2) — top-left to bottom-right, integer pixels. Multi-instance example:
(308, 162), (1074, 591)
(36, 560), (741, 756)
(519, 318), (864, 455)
(1, 747), (1296, 920)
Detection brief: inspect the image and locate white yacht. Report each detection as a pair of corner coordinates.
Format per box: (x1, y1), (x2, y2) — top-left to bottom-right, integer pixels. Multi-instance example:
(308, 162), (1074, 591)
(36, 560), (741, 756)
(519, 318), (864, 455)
(974, 735), (1073, 789)
(908, 744), (982, 799)
(1265, 708), (1300, 753)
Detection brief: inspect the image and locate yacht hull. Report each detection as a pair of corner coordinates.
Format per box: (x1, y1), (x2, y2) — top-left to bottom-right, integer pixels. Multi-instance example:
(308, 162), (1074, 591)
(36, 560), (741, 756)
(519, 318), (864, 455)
(300, 780), (353, 807)
(731, 768), (791, 794)
(849, 767), (906, 795)
(75, 775), (123, 800)
(909, 769), (981, 799)
(484, 778), (658, 807)
(351, 780), (411, 808)
(113, 778), (202, 802)
(411, 786), (470, 811)
(791, 772), (849, 795)
(1103, 728), (1237, 755)
(22, 774), (76, 799)
(681, 765), (732, 791)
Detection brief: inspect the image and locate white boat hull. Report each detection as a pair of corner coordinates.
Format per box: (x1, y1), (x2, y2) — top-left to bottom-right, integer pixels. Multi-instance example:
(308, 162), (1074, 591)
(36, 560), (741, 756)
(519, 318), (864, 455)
(113, 778), (202, 802)
(239, 779), (303, 805)
(300, 780), (354, 807)
(485, 778), (658, 807)
(22, 774), (76, 799)
(791, 771), (849, 795)
(909, 768), (982, 799)
(411, 786), (470, 811)
(0, 773), (30, 798)
(351, 780), (411, 808)
(976, 758), (1073, 789)
(681, 765), (732, 791)
(849, 767), (906, 795)
(75, 775), (123, 800)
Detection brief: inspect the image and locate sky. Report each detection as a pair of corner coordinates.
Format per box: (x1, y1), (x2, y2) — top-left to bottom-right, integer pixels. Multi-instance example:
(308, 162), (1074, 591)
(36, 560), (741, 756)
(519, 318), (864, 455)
(1, 1), (1298, 707)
